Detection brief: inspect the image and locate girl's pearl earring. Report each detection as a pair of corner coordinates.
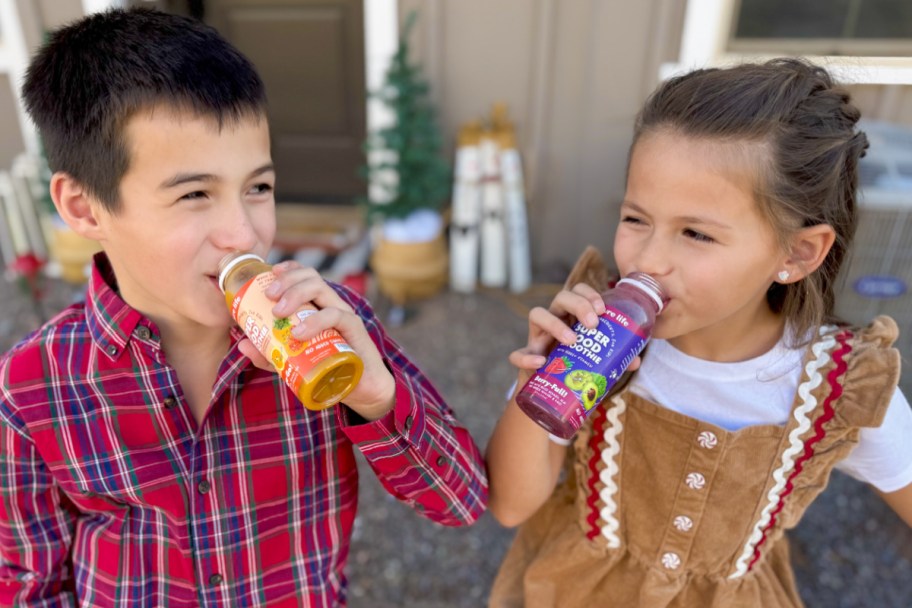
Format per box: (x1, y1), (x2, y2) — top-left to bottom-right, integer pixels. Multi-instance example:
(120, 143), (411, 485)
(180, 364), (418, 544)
(778, 270), (790, 282)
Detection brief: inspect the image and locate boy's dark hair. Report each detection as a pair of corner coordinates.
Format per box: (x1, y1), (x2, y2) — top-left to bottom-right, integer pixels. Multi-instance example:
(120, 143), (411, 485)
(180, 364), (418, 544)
(22, 7), (266, 213)
(632, 58), (868, 341)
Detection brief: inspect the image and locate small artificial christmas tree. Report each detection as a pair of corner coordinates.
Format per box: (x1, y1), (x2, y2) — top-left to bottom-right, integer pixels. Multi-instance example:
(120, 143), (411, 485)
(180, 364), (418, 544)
(361, 11), (450, 224)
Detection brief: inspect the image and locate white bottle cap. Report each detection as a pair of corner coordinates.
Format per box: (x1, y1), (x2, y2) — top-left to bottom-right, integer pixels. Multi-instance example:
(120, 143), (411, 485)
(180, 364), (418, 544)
(617, 275), (666, 312)
(217, 252), (264, 293)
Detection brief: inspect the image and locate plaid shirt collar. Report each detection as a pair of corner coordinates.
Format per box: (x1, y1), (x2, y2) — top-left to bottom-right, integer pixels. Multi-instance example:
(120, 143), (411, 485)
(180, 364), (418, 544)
(84, 252), (145, 361)
(84, 252), (245, 361)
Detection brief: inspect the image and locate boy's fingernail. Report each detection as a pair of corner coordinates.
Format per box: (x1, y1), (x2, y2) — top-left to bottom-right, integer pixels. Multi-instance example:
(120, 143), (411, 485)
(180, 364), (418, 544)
(291, 324), (307, 338)
(586, 313), (598, 326)
(563, 331), (577, 344)
(273, 298), (288, 314)
(265, 283), (281, 297)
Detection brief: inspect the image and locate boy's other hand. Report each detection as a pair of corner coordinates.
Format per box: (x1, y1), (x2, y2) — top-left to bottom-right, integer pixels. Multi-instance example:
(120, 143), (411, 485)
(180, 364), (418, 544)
(240, 261), (396, 420)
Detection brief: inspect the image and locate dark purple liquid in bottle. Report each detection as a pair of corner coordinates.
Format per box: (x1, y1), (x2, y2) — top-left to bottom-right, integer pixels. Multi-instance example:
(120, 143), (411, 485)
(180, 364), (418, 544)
(515, 273), (666, 439)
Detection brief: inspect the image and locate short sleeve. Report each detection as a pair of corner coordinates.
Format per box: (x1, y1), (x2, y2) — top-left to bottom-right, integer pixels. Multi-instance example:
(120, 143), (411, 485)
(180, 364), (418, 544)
(833, 316), (901, 429)
(835, 387), (912, 492)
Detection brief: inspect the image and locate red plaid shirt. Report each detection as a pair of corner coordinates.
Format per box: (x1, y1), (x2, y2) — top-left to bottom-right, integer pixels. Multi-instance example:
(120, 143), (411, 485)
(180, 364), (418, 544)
(0, 254), (487, 607)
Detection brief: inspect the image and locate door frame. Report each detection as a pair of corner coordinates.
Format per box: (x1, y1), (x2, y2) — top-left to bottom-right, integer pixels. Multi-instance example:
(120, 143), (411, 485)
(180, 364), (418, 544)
(365, 0), (398, 204)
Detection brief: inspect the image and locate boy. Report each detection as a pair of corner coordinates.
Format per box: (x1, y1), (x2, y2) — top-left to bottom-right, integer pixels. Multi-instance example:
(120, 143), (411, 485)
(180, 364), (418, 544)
(0, 8), (486, 606)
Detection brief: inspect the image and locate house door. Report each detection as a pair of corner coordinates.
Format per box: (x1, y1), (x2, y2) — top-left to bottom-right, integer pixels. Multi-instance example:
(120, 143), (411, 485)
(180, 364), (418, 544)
(159, 0), (367, 204)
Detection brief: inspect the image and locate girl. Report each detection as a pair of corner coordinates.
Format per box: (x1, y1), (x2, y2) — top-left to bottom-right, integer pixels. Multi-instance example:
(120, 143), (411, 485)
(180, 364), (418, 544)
(486, 59), (912, 607)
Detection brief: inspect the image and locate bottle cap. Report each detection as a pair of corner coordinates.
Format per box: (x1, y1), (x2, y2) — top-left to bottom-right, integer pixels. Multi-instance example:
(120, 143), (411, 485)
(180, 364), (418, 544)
(217, 252), (264, 293)
(617, 273), (667, 312)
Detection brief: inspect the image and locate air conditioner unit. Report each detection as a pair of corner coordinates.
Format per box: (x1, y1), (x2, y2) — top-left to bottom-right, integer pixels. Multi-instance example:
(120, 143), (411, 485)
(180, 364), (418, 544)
(835, 120), (912, 396)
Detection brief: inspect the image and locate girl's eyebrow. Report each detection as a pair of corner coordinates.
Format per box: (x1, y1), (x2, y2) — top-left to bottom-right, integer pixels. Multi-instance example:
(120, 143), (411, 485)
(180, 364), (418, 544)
(621, 200), (733, 230)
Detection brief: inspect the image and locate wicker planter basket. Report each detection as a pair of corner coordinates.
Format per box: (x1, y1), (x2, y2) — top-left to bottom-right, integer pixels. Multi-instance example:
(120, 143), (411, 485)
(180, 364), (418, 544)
(370, 231), (448, 305)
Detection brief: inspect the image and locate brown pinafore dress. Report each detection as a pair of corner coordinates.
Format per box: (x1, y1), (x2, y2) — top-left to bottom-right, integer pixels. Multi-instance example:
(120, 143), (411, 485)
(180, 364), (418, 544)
(489, 251), (902, 608)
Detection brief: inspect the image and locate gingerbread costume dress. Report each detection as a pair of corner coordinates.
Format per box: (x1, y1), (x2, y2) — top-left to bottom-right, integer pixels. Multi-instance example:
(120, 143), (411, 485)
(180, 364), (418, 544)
(489, 251), (902, 608)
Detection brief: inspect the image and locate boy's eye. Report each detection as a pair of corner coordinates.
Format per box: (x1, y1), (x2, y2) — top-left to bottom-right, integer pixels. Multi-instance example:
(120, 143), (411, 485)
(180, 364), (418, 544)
(684, 228), (714, 243)
(621, 215), (644, 225)
(249, 183), (274, 195)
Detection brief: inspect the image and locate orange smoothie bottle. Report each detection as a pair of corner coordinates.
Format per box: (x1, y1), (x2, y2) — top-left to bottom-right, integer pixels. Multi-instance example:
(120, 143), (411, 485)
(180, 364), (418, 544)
(217, 252), (363, 410)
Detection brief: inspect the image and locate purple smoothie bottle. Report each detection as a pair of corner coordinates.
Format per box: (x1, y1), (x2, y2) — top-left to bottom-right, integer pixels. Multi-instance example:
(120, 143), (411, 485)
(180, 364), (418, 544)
(515, 272), (667, 439)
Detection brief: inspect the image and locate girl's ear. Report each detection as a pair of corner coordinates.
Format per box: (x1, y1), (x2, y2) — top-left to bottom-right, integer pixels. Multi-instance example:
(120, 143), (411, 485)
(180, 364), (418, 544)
(50, 172), (107, 241)
(780, 224), (836, 282)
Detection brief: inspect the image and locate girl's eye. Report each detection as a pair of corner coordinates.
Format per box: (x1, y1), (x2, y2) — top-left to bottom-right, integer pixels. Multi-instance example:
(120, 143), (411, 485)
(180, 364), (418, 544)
(684, 228), (714, 243)
(621, 215), (644, 225)
(180, 190), (207, 201)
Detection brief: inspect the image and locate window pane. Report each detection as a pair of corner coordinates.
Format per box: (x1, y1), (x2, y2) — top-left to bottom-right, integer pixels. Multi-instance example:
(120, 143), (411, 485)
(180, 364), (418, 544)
(735, 0), (850, 38)
(855, 0), (912, 38)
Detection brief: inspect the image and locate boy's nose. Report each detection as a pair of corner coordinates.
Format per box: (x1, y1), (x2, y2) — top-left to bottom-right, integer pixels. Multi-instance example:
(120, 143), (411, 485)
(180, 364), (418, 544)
(214, 204), (259, 252)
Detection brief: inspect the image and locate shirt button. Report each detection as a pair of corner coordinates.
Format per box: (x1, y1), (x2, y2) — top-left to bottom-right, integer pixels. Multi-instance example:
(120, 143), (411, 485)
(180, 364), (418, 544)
(685, 472), (706, 490)
(197, 480), (211, 494)
(697, 431), (718, 449)
(661, 552), (681, 570)
(404, 415), (413, 430)
(673, 515), (694, 532)
(134, 326), (152, 340)
(163, 396), (177, 410)
(208, 573), (223, 586)
(435, 455), (446, 467)
(105, 344), (118, 356)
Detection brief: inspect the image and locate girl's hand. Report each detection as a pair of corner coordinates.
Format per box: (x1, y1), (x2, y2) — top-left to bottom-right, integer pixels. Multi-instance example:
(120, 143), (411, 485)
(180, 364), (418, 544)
(509, 282), (641, 377)
(238, 261), (395, 420)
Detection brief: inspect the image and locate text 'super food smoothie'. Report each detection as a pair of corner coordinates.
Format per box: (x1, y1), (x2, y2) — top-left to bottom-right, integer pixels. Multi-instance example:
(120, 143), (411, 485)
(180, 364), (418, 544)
(515, 272), (666, 439)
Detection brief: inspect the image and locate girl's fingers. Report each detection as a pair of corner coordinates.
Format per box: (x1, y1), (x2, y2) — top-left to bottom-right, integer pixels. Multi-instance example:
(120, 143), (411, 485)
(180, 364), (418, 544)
(525, 287), (603, 350)
(547, 288), (602, 329)
(509, 348), (547, 371)
(569, 282), (606, 317)
(528, 306), (577, 347)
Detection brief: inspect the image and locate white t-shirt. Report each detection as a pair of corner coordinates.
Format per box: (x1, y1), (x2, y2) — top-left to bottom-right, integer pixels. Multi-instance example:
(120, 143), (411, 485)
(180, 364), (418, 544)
(628, 338), (912, 493)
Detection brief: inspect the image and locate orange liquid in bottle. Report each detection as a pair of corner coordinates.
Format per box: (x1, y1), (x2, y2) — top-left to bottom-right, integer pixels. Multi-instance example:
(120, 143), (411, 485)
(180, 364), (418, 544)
(218, 252), (363, 410)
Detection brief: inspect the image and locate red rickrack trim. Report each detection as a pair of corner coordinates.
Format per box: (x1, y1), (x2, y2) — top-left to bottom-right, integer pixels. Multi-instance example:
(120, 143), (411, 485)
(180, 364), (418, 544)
(746, 330), (853, 571)
(585, 405), (612, 540)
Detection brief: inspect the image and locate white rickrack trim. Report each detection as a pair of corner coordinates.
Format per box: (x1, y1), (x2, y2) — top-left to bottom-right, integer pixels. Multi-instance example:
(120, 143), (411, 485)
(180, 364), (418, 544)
(728, 329), (837, 579)
(597, 395), (627, 548)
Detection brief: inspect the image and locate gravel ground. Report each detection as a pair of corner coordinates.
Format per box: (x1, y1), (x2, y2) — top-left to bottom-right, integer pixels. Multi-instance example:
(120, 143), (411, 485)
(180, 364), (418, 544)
(1, 277), (910, 607)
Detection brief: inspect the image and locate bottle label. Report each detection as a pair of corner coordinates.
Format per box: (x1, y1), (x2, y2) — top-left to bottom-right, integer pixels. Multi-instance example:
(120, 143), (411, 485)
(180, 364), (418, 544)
(231, 272), (352, 395)
(527, 305), (648, 427)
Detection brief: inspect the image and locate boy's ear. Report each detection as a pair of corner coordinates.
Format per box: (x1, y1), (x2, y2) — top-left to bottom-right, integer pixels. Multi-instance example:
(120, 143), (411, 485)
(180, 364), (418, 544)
(50, 172), (107, 241)
(781, 224), (836, 282)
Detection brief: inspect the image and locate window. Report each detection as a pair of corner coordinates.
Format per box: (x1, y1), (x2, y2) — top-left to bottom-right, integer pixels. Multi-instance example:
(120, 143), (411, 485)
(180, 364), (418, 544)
(729, 0), (912, 56)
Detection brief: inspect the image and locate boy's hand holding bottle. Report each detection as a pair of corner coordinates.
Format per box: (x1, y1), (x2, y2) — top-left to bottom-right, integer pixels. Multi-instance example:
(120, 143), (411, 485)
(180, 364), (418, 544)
(226, 257), (396, 421)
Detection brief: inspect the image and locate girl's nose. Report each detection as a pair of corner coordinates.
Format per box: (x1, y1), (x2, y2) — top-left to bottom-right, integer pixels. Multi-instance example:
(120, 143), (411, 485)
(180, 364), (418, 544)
(633, 239), (673, 278)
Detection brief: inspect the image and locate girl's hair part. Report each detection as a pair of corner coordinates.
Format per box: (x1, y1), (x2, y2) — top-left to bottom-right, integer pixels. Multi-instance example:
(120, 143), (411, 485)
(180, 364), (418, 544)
(633, 58), (868, 341)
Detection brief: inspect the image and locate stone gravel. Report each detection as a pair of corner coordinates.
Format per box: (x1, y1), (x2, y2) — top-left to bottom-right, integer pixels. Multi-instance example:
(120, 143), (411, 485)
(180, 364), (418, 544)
(2, 278), (909, 607)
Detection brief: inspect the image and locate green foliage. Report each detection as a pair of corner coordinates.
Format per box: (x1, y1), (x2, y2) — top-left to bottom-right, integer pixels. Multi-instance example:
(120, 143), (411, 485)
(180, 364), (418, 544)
(360, 11), (451, 222)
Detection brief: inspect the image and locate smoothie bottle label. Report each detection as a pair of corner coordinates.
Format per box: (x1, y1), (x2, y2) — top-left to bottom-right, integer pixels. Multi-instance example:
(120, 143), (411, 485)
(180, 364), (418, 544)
(530, 306), (647, 428)
(231, 272), (353, 394)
